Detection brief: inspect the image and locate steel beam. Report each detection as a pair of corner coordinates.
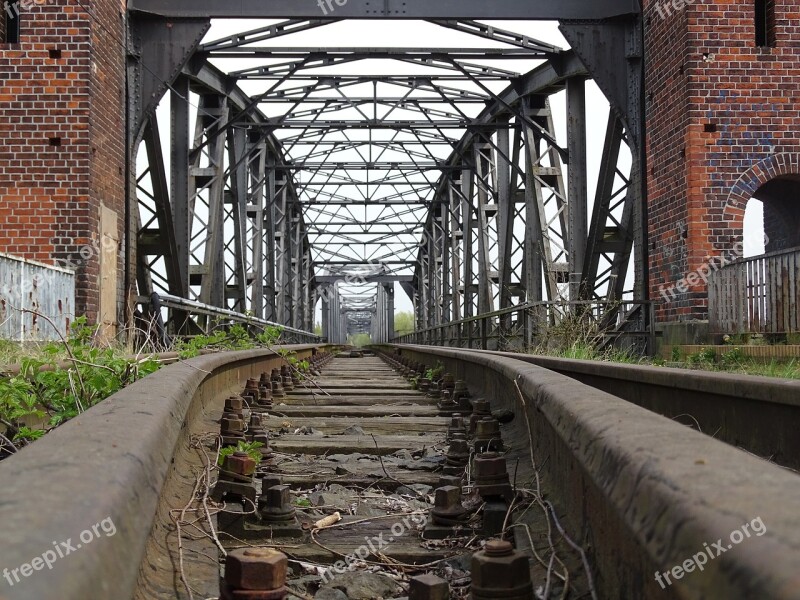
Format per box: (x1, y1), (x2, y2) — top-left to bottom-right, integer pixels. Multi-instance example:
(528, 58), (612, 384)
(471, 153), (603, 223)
(128, 15), (210, 140)
(567, 77), (588, 301)
(170, 78), (192, 299)
(136, 115), (185, 299)
(129, 0), (639, 20)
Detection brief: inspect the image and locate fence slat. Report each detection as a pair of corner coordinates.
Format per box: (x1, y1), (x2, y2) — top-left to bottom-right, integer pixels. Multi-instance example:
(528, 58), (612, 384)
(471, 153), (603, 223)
(709, 247), (800, 336)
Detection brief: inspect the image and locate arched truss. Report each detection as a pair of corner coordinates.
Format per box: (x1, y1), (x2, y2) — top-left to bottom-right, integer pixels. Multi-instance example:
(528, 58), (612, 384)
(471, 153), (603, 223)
(128, 2), (646, 344)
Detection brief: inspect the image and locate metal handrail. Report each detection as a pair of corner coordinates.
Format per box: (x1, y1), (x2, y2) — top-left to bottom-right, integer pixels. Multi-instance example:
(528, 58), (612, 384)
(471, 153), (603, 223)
(716, 245), (800, 270)
(141, 293), (321, 343)
(393, 300), (650, 343)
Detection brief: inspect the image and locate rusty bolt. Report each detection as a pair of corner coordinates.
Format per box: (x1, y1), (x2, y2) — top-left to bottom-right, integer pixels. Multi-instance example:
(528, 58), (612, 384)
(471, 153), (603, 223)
(224, 452), (257, 477)
(469, 399), (492, 433)
(257, 387), (273, 407)
(221, 416), (244, 434)
(447, 418), (467, 443)
(271, 380), (286, 398)
(225, 547), (288, 591)
(281, 372), (294, 390)
(471, 540), (532, 599)
(259, 474), (283, 490)
(250, 413), (264, 429)
(225, 396), (244, 413)
(259, 372), (271, 387)
(243, 380), (259, 403)
(442, 373), (456, 391)
(446, 439), (470, 467)
(474, 453), (512, 500)
(271, 369), (281, 382)
(472, 399), (491, 416)
(409, 573), (450, 600)
(259, 484), (296, 523)
(431, 485), (467, 525)
(474, 417), (503, 452)
(438, 475), (462, 489)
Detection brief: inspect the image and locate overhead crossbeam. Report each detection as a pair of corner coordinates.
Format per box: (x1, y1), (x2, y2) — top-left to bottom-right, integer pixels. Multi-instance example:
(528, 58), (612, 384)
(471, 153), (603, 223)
(128, 0), (640, 20)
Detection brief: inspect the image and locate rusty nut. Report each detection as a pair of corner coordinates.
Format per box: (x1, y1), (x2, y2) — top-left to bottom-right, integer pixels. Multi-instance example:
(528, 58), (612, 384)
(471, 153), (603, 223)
(471, 540), (531, 594)
(225, 547), (288, 590)
(224, 452), (257, 476)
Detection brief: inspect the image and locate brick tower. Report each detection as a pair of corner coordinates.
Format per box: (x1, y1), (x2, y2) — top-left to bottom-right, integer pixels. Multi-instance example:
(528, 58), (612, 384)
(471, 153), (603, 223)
(0, 0), (126, 335)
(645, 0), (800, 341)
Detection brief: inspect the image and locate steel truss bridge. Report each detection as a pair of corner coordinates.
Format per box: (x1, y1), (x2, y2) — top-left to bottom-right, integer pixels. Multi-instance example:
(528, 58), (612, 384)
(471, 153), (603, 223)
(128, 0), (647, 348)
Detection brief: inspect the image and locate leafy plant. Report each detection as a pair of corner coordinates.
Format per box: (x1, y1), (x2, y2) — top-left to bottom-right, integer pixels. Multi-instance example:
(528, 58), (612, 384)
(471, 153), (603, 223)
(0, 313), (291, 459)
(688, 347), (717, 365)
(423, 362), (445, 381)
(0, 317), (161, 457)
(720, 347), (745, 368)
(218, 440), (264, 466)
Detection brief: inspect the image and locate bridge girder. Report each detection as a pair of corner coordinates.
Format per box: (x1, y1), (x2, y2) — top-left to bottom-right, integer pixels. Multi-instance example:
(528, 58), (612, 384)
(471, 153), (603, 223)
(128, 8), (646, 344)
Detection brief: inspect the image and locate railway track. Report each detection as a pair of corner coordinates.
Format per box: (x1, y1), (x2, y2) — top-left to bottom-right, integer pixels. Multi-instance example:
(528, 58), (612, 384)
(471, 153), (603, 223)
(1, 344), (799, 600)
(154, 350), (584, 599)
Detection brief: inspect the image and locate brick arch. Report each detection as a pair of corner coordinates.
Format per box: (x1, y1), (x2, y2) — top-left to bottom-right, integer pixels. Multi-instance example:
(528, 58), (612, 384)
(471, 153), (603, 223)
(725, 152), (800, 215)
(724, 152), (800, 253)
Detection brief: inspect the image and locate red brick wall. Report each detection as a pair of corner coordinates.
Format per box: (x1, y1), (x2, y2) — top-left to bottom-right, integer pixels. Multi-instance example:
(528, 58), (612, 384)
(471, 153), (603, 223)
(645, 0), (800, 322)
(88, 0), (126, 325)
(0, 0), (126, 325)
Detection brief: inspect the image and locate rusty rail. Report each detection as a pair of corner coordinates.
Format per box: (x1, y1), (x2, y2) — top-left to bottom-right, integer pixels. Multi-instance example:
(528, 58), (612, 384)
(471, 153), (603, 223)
(709, 246), (800, 336)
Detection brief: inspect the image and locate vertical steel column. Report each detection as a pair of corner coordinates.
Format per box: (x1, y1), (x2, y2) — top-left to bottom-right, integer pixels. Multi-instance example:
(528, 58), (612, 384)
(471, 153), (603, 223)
(304, 246), (314, 331)
(137, 115), (184, 299)
(373, 284), (386, 343)
(384, 283), (395, 341)
(292, 210), (304, 330)
(170, 78), (191, 298)
(226, 126), (249, 313)
(195, 95), (229, 309)
(274, 172), (292, 325)
(321, 285), (331, 342)
(449, 177), (463, 322)
(523, 123), (543, 304)
(496, 122), (514, 312)
(567, 77), (588, 302)
(439, 201), (451, 328)
(263, 158), (278, 321)
(248, 137), (267, 318)
(474, 141), (495, 315)
(461, 162), (476, 319)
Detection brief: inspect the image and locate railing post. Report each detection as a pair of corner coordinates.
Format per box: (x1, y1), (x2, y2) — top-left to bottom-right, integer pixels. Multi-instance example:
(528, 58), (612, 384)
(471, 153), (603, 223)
(481, 317), (488, 350)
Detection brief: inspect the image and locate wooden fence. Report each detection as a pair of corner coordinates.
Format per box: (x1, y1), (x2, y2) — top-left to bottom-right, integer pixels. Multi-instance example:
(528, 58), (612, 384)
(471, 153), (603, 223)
(708, 247), (800, 335)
